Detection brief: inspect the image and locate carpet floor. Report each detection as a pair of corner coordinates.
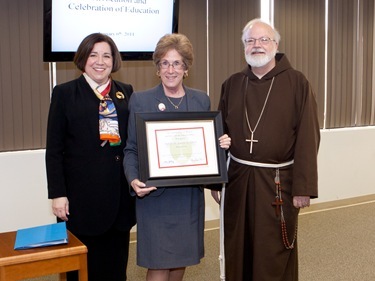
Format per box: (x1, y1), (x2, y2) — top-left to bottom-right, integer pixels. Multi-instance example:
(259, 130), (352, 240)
(25, 199), (375, 281)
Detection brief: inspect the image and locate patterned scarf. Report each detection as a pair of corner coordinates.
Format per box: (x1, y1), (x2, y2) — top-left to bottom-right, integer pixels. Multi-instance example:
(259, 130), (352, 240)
(83, 73), (121, 147)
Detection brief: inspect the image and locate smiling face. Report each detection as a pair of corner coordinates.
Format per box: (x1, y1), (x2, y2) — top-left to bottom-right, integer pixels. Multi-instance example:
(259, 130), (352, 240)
(158, 49), (186, 94)
(84, 41), (113, 85)
(244, 22), (278, 69)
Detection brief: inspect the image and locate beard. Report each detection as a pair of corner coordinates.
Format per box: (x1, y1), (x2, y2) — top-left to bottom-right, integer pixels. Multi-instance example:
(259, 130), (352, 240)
(245, 47), (277, 68)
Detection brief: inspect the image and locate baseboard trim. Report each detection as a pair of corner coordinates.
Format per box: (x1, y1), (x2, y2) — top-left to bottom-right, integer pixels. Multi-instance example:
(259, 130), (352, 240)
(205, 219), (220, 230)
(130, 232), (137, 243)
(300, 194), (375, 215)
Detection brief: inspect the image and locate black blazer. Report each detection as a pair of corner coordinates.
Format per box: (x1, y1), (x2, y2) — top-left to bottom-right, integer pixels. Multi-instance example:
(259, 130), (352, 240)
(46, 75), (136, 235)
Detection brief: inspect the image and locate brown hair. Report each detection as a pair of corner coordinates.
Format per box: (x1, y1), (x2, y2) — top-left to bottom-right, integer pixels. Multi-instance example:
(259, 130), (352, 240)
(153, 33), (194, 71)
(73, 33), (122, 72)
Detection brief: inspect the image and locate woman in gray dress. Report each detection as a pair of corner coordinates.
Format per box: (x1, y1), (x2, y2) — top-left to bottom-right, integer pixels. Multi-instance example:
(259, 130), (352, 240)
(123, 33), (230, 281)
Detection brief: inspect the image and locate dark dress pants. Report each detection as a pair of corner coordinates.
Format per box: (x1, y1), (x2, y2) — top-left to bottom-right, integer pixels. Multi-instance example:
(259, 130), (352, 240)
(66, 227), (131, 281)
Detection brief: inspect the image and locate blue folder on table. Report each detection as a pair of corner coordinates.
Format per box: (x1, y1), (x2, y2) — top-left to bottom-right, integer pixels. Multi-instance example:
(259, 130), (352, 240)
(14, 222), (68, 250)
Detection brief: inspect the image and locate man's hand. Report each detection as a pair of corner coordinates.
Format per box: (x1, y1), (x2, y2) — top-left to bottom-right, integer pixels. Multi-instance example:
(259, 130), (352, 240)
(293, 196), (310, 208)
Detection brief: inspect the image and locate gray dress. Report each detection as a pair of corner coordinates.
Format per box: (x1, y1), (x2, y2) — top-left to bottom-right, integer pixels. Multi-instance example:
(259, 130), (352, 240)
(123, 84), (209, 268)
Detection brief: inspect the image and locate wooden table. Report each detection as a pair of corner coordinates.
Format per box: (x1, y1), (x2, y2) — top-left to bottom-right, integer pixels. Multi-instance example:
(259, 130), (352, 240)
(0, 230), (87, 281)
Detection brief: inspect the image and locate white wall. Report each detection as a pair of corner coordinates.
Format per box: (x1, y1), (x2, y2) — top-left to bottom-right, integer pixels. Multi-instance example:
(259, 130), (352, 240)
(314, 127), (375, 203)
(0, 150), (54, 232)
(1, 127), (375, 233)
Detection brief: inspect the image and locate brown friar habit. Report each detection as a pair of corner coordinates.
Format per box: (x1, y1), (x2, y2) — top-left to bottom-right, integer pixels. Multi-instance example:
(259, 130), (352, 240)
(219, 53), (320, 281)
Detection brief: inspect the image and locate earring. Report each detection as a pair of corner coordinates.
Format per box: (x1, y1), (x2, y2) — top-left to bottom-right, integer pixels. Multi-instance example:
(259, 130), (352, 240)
(156, 71), (160, 77)
(184, 71), (188, 78)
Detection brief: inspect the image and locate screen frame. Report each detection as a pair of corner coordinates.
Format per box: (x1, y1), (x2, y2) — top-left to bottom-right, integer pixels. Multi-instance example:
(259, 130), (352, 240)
(43, 0), (179, 62)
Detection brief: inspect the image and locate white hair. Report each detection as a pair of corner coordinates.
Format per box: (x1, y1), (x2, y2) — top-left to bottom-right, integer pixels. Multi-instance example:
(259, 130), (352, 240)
(241, 18), (281, 45)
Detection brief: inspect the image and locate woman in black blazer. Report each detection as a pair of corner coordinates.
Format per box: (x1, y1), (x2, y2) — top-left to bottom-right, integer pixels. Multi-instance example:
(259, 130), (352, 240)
(46, 33), (136, 281)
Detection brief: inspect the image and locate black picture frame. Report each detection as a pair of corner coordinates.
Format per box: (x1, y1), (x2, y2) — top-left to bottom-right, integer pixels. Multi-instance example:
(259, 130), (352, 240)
(135, 111), (228, 187)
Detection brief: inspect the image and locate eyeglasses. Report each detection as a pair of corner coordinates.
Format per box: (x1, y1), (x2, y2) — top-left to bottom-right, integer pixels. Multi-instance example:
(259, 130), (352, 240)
(244, 37), (276, 46)
(159, 60), (185, 70)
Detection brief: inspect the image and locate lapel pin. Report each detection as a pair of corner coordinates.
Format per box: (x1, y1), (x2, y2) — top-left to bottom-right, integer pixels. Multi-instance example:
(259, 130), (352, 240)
(116, 91), (125, 99)
(158, 103), (166, 111)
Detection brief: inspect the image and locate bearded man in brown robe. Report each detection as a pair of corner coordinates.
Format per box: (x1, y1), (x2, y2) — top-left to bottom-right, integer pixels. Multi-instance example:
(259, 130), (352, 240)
(211, 18), (320, 281)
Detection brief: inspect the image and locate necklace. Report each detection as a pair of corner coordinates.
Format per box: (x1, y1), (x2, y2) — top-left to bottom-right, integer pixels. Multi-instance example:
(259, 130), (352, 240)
(244, 76), (275, 154)
(166, 95), (184, 109)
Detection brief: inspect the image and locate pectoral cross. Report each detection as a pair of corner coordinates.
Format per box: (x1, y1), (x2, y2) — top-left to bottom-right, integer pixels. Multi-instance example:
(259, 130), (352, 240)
(245, 132), (258, 154)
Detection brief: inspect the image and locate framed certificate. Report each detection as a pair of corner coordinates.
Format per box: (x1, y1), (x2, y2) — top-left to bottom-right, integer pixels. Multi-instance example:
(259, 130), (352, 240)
(135, 111), (228, 187)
